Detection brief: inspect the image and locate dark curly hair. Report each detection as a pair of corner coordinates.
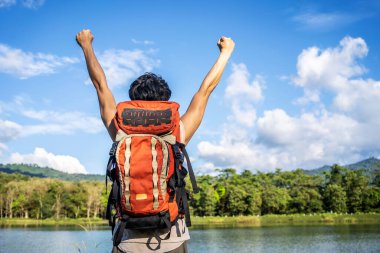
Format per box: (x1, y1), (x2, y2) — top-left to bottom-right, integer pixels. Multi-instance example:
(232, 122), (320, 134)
(129, 73), (171, 101)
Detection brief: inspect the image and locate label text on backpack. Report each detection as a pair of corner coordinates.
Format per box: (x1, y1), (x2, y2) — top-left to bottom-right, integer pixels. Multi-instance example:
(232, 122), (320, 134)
(122, 108), (172, 127)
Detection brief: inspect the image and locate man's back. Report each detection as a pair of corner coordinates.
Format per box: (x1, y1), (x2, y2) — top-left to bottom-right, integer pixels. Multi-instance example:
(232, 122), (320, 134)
(76, 29), (235, 252)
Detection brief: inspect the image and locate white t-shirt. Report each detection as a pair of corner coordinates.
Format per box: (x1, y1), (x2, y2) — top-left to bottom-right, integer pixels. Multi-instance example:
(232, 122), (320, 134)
(114, 217), (189, 253)
(114, 121), (189, 253)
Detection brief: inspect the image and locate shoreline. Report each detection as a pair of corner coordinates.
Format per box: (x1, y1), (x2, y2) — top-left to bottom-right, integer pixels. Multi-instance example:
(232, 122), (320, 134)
(1, 213), (379, 228)
(192, 213), (380, 227)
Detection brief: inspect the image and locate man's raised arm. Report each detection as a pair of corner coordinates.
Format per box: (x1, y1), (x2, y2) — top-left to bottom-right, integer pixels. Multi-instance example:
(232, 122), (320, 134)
(181, 36), (235, 144)
(76, 29), (117, 140)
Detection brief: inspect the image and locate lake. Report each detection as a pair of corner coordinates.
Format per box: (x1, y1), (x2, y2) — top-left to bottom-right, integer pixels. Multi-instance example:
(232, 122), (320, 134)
(0, 224), (379, 252)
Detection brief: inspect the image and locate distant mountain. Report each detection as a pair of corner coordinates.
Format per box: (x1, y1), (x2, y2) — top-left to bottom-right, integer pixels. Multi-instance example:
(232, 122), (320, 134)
(0, 163), (104, 181)
(307, 157), (380, 175)
(346, 157), (380, 170)
(2, 157), (380, 182)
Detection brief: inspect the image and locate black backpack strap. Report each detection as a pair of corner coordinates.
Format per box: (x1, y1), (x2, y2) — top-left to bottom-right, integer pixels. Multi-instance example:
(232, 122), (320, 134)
(113, 219), (127, 246)
(168, 177), (176, 203)
(111, 214), (117, 234)
(176, 186), (192, 227)
(177, 142), (199, 193)
(172, 144), (184, 186)
(146, 230), (170, 251)
(105, 141), (118, 195)
(106, 142), (119, 233)
(147, 226), (171, 250)
(161, 213), (172, 229)
(105, 155), (113, 195)
(106, 181), (119, 233)
(172, 142), (199, 227)
(107, 142), (118, 179)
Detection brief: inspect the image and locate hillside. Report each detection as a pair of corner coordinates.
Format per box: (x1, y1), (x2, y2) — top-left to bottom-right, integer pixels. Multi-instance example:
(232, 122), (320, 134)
(1, 157), (380, 182)
(0, 163), (104, 181)
(306, 157), (380, 176)
(346, 157), (380, 170)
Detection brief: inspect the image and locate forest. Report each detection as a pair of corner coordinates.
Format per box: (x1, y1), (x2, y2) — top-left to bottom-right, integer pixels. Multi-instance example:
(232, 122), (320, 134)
(0, 165), (379, 219)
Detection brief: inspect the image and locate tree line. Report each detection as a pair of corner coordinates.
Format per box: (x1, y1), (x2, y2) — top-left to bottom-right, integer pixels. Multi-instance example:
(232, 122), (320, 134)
(191, 166), (380, 216)
(0, 165), (379, 219)
(0, 173), (107, 219)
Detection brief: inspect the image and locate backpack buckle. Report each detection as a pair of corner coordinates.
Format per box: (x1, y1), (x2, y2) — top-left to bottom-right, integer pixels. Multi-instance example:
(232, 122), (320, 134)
(109, 142), (118, 156)
(173, 145), (184, 163)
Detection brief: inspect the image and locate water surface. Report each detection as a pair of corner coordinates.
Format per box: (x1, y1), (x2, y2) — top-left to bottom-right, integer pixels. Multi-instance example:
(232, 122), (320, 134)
(0, 224), (379, 252)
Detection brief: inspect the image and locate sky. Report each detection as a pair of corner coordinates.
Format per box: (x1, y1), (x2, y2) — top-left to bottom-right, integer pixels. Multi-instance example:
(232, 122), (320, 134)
(1, 0), (380, 175)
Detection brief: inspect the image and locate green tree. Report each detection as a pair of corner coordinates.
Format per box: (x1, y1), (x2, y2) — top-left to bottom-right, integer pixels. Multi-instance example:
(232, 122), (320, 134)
(224, 185), (247, 215)
(344, 170), (369, 212)
(13, 181), (33, 218)
(362, 186), (380, 212)
(245, 188), (262, 215)
(47, 181), (65, 219)
(261, 186), (290, 214)
(30, 179), (49, 219)
(329, 164), (346, 186)
(289, 187), (323, 213)
(324, 184), (347, 213)
(4, 181), (19, 218)
(62, 182), (86, 218)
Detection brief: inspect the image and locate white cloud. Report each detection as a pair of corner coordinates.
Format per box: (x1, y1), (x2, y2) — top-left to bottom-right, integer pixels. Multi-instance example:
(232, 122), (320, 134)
(198, 125), (257, 169)
(0, 97), (104, 152)
(293, 37), (368, 96)
(131, 39), (154, 45)
(0, 97), (103, 166)
(292, 36), (380, 122)
(0, 0), (45, 8)
(0, 143), (8, 156)
(0, 104), (23, 153)
(198, 109), (361, 171)
(225, 63), (264, 102)
(195, 162), (218, 176)
(22, 0), (44, 9)
(0, 119), (22, 142)
(0, 0), (16, 8)
(0, 44), (79, 79)
(8, 147), (87, 174)
(21, 110), (104, 135)
(292, 12), (361, 30)
(197, 37), (380, 172)
(97, 49), (160, 88)
(224, 63), (264, 127)
(256, 109), (360, 167)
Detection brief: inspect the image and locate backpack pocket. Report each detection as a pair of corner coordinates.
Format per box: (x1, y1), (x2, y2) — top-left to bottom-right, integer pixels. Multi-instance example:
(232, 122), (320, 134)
(116, 134), (171, 215)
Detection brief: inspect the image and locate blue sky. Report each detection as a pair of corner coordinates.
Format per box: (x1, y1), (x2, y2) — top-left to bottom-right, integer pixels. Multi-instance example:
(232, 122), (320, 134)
(1, 0), (380, 174)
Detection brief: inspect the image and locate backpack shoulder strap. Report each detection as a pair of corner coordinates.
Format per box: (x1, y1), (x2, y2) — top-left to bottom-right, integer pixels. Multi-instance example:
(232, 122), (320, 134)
(178, 142), (198, 193)
(172, 141), (199, 227)
(173, 142), (198, 193)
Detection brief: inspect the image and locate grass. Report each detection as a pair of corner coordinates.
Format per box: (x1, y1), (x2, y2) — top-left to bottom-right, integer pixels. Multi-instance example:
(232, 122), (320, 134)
(191, 213), (380, 227)
(1, 213), (380, 228)
(0, 217), (107, 227)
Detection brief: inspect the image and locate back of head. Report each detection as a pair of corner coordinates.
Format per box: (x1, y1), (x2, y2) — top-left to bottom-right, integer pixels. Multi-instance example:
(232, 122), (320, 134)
(129, 73), (171, 101)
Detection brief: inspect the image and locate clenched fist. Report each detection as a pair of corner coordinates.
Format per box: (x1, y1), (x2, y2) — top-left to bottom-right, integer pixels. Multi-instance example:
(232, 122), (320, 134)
(76, 29), (94, 48)
(217, 36), (235, 54)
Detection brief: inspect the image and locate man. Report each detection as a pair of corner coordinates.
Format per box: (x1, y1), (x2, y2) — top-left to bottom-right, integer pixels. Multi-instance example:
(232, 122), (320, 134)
(76, 29), (234, 253)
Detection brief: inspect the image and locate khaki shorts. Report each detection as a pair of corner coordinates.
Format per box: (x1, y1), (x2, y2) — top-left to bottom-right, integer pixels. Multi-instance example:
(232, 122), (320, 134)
(112, 241), (189, 253)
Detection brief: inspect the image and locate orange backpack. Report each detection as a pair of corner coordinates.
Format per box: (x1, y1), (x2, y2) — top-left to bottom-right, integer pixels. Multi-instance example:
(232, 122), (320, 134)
(105, 100), (198, 246)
